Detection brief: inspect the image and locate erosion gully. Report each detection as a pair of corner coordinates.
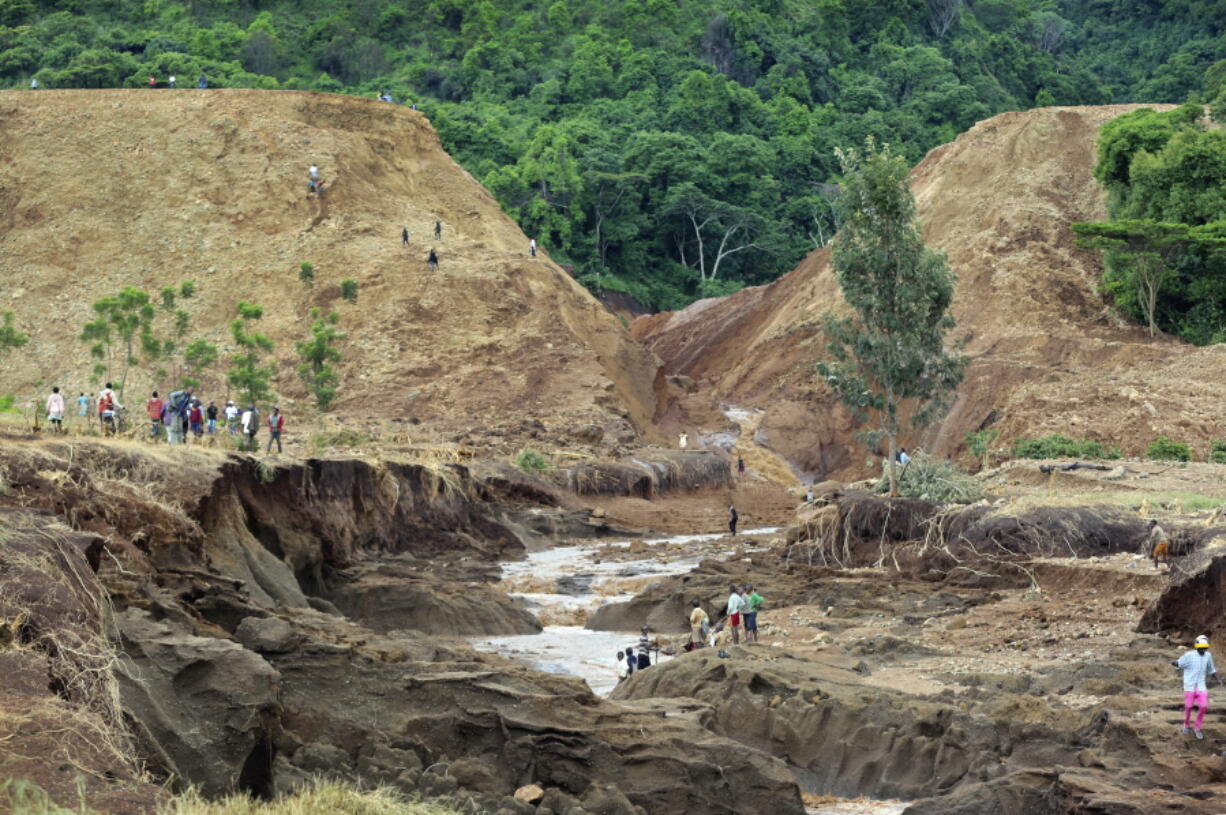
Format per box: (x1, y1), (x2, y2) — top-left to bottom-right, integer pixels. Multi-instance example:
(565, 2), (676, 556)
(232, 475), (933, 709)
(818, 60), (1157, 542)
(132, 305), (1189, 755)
(467, 529), (905, 815)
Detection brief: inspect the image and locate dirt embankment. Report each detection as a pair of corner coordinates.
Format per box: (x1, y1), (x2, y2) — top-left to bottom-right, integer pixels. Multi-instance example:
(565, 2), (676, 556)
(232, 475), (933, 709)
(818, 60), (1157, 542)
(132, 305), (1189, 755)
(632, 104), (1226, 482)
(0, 437), (806, 814)
(0, 89), (664, 448)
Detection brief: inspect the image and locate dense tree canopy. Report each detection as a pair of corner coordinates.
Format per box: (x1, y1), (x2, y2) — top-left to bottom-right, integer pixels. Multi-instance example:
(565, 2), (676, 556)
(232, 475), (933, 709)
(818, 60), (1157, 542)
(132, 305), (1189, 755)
(5, 0), (1226, 308)
(1077, 102), (1226, 344)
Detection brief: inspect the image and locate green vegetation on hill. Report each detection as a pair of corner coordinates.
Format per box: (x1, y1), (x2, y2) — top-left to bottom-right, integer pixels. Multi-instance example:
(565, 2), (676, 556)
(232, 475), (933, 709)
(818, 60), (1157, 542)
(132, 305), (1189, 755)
(4, 0), (1226, 307)
(1075, 101), (1226, 344)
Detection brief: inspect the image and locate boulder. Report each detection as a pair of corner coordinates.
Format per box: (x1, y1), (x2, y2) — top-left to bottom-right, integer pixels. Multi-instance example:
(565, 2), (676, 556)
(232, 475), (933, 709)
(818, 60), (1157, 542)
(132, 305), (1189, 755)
(115, 609), (281, 797)
(515, 784), (545, 804)
(236, 616), (299, 653)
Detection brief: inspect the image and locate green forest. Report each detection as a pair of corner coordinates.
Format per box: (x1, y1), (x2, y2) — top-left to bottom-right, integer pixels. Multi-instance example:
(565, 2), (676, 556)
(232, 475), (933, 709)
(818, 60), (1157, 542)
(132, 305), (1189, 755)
(4, 0), (1226, 309)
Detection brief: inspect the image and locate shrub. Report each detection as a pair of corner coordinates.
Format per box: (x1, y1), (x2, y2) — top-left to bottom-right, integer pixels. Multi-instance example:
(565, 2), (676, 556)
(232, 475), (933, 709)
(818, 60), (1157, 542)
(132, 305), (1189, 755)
(964, 428), (1000, 469)
(872, 451), (983, 503)
(340, 278), (358, 303)
(0, 394), (17, 413)
(1012, 434), (1120, 460)
(299, 262), (315, 286)
(1147, 436), (1190, 462)
(1212, 440), (1226, 464)
(515, 448), (550, 472)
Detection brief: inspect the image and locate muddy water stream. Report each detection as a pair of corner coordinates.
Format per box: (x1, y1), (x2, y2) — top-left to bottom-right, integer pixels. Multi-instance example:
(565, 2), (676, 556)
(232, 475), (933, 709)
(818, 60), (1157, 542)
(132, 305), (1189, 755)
(469, 529), (776, 695)
(468, 530), (907, 815)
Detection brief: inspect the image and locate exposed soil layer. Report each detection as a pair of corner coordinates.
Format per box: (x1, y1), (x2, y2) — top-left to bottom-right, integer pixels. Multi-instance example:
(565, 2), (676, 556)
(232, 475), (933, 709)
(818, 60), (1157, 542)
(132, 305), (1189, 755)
(0, 437), (806, 815)
(0, 89), (664, 450)
(630, 105), (1226, 483)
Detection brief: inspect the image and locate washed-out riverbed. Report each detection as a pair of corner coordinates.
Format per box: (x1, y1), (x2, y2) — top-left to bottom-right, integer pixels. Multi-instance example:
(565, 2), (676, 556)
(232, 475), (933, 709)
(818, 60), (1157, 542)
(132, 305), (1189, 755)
(467, 529), (907, 815)
(469, 528), (777, 694)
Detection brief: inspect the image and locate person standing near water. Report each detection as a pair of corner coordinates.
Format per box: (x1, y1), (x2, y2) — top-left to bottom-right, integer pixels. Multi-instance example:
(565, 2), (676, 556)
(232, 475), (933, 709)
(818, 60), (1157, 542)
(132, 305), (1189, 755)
(616, 651), (629, 683)
(743, 585), (764, 644)
(637, 626), (652, 670)
(688, 600), (708, 650)
(725, 584), (744, 645)
(728, 505), (739, 536)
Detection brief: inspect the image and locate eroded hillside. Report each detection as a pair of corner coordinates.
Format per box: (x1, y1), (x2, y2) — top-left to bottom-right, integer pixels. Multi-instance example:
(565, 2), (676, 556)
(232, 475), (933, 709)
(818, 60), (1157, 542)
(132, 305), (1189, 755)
(0, 89), (662, 444)
(634, 104), (1226, 481)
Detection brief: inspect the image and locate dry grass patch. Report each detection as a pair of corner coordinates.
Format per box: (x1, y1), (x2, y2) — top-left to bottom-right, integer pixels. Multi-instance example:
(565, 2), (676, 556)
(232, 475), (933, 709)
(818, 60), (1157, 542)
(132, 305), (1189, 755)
(163, 784), (464, 815)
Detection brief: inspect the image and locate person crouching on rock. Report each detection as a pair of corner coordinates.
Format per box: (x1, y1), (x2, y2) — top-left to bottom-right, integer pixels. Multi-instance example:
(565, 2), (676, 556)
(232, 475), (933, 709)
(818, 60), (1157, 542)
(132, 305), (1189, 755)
(688, 600), (709, 651)
(1174, 635), (1218, 739)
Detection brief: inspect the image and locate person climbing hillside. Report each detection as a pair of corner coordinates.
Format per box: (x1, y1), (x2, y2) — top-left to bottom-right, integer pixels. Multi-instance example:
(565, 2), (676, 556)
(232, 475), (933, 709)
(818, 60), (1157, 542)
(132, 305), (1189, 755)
(427, 248), (438, 272)
(434, 220), (442, 240)
(688, 599), (708, 651)
(1174, 636), (1219, 739)
(45, 387), (65, 434)
(145, 391), (164, 440)
(728, 504), (739, 536)
(309, 164), (319, 181)
(266, 406), (284, 453)
(529, 238), (537, 257)
(402, 227), (410, 247)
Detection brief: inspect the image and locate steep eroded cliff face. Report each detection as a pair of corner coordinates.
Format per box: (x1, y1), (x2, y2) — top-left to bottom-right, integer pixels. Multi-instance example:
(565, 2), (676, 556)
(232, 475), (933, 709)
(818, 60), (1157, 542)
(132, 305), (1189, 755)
(632, 104), (1226, 482)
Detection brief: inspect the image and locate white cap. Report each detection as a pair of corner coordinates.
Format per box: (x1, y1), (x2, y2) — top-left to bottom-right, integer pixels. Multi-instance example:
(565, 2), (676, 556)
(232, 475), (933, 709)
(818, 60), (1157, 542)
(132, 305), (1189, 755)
(1196, 635), (1210, 647)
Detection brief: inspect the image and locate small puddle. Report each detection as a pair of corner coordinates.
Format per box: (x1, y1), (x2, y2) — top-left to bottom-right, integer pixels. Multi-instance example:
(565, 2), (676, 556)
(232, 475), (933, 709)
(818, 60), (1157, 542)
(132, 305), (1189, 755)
(469, 528), (778, 695)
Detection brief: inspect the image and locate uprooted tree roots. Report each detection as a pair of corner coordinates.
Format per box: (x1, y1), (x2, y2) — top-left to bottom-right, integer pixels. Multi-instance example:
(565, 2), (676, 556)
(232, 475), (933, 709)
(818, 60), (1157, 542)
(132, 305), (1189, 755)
(785, 493), (1159, 586)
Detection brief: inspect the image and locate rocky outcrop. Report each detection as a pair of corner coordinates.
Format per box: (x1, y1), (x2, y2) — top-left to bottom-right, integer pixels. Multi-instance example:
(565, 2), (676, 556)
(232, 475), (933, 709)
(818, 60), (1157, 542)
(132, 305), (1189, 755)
(1137, 528), (1226, 641)
(115, 608), (282, 797)
(551, 450), (733, 498)
(326, 556), (541, 635)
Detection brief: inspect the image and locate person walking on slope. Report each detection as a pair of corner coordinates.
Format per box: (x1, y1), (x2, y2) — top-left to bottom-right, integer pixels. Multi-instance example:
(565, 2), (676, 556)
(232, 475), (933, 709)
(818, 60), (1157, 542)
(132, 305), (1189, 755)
(402, 227), (410, 247)
(146, 391), (164, 441)
(427, 248), (438, 272)
(434, 220), (442, 240)
(688, 600), (709, 651)
(46, 387), (65, 434)
(1147, 519), (1172, 569)
(728, 504), (739, 536)
(266, 406), (284, 453)
(529, 238), (537, 257)
(1175, 636), (1219, 739)
(725, 584), (745, 645)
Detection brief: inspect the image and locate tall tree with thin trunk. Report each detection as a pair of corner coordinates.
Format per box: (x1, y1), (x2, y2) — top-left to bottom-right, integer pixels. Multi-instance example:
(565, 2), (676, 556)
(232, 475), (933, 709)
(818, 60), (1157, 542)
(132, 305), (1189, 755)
(817, 139), (966, 496)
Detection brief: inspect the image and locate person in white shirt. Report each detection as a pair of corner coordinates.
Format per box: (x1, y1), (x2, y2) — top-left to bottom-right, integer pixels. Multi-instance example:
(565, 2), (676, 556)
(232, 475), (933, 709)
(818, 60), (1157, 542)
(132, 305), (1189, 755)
(898, 448), (911, 466)
(725, 584), (745, 645)
(1174, 635), (1218, 739)
(529, 238), (537, 257)
(224, 401), (240, 435)
(616, 650), (629, 683)
(46, 387), (65, 434)
(168, 75), (176, 88)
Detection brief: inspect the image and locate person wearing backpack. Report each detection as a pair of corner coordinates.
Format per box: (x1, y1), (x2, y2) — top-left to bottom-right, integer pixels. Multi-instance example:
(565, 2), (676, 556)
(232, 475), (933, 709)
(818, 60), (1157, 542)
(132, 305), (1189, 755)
(97, 383), (119, 436)
(166, 387), (193, 445)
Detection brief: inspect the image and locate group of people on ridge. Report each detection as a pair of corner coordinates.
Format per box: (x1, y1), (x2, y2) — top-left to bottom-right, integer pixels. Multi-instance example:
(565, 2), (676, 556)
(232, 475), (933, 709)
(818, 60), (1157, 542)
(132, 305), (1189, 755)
(43, 383), (284, 453)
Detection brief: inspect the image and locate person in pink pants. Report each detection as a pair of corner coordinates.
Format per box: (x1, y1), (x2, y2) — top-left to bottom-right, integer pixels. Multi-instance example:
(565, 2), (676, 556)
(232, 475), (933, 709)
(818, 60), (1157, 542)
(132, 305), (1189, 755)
(1174, 635), (1218, 739)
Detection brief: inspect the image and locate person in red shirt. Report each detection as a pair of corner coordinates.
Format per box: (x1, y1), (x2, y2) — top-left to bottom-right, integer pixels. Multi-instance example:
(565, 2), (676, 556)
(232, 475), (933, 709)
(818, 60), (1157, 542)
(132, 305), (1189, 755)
(188, 401), (204, 441)
(146, 391), (164, 441)
(148, 76), (156, 88)
(266, 406), (284, 453)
